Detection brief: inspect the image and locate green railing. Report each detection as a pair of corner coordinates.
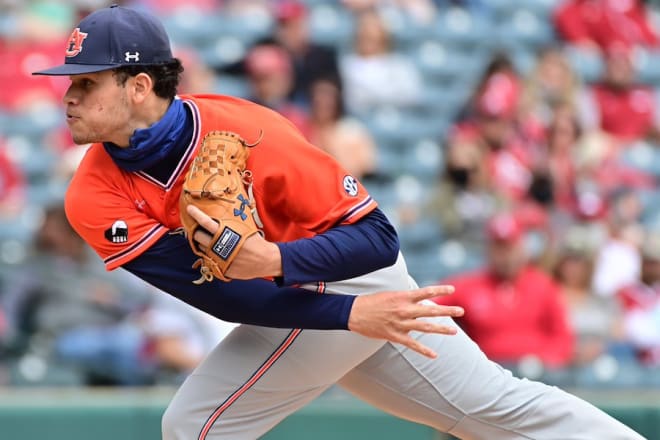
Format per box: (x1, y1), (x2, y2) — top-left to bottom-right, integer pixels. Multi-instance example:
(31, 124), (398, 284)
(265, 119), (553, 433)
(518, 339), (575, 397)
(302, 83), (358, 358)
(0, 387), (658, 439)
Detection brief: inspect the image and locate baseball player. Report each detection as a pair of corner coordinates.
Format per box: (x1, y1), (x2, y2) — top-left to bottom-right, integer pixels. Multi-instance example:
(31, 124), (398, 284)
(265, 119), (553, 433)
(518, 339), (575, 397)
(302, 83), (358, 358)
(34, 5), (644, 440)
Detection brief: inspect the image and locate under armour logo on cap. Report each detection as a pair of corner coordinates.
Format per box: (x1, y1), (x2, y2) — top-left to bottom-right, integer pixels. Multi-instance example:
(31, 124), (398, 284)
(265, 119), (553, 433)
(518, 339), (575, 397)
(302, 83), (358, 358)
(125, 52), (140, 62)
(32, 4), (174, 76)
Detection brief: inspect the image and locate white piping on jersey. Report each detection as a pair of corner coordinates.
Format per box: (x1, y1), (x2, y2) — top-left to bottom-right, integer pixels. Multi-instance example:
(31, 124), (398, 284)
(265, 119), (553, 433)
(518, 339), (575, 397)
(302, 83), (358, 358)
(103, 223), (167, 268)
(339, 195), (374, 223)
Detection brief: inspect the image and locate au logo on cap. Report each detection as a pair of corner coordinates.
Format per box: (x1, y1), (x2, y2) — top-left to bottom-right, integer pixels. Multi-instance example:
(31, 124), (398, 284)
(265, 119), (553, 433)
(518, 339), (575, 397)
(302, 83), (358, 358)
(65, 28), (88, 57)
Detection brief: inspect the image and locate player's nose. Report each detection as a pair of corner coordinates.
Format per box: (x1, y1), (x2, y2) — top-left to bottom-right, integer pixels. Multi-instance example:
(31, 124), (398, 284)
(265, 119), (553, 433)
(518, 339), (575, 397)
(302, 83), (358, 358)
(62, 85), (78, 106)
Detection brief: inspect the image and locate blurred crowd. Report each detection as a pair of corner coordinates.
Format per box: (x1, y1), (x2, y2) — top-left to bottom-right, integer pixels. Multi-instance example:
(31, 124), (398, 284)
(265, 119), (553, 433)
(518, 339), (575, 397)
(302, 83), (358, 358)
(2, 0), (660, 389)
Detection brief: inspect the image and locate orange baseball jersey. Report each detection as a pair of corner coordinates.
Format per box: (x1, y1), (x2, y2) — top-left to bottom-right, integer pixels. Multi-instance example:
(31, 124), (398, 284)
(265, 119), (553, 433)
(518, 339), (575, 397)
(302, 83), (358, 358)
(65, 94), (378, 270)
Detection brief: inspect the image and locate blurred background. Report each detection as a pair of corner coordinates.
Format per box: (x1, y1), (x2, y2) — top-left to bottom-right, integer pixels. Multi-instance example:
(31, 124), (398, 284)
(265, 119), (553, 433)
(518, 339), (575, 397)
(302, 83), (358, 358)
(2, 0), (660, 438)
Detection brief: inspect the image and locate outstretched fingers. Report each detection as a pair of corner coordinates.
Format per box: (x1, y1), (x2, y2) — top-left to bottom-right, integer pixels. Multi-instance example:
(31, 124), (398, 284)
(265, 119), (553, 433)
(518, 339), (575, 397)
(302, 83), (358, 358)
(409, 285), (456, 302)
(394, 285), (463, 358)
(394, 309), (462, 359)
(395, 334), (438, 359)
(405, 302), (464, 320)
(403, 317), (459, 335)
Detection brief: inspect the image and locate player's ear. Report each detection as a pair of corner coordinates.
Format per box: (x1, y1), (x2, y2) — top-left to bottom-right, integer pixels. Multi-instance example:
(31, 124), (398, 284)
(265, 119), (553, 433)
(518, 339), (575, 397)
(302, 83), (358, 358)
(132, 72), (154, 103)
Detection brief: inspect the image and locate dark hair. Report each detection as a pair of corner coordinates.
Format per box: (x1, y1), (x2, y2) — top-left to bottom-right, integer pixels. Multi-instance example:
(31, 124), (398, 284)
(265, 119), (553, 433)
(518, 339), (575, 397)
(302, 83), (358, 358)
(113, 58), (184, 100)
(482, 52), (516, 80)
(310, 74), (345, 120)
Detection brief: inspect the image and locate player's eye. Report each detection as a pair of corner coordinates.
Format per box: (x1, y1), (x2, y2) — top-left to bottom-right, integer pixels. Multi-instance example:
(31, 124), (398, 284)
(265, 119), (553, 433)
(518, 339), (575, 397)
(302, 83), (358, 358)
(77, 78), (93, 89)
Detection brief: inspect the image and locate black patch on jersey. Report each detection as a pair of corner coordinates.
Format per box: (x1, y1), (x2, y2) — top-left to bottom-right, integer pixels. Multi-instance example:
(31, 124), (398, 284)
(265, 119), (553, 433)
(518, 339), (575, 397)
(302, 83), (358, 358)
(105, 220), (128, 243)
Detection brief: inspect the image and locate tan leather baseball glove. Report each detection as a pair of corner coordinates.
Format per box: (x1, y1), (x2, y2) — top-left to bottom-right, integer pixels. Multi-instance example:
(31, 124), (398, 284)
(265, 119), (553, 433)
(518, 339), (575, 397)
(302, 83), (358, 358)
(179, 130), (261, 284)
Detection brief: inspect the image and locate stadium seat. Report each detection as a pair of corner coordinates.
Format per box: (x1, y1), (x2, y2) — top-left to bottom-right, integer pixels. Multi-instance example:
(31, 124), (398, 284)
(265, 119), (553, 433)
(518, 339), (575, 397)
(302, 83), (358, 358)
(432, 7), (496, 51)
(0, 110), (10, 134)
(573, 358), (647, 389)
(0, 227), (31, 256)
(496, 9), (556, 49)
(24, 180), (67, 206)
(620, 141), (660, 176)
(393, 174), (428, 207)
(485, 0), (556, 21)
(405, 238), (484, 285)
(2, 107), (61, 141)
(199, 36), (248, 69)
(162, 6), (273, 47)
(374, 146), (403, 177)
(565, 46), (604, 84)
(438, 239), (483, 276)
(417, 80), (472, 120)
(8, 356), (86, 387)
(635, 49), (660, 85)
(308, 4), (354, 49)
(639, 188), (660, 229)
(212, 75), (251, 99)
(403, 246), (444, 287)
(509, 45), (539, 76)
(362, 179), (398, 211)
(398, 217), (444, 253)
(161, 8), (219, 47)
(411, 40), (485, 84)
(399, 138), (444, 182)
(4, 135), (56, 182)
(363, 106), (449, 146)
(384, 9), (425, 52)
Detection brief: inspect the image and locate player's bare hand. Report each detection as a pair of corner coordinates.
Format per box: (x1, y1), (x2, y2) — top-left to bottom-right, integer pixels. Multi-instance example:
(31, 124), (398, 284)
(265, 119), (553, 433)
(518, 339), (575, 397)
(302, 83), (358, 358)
(224, 234), (282, 279)
(187, 205), (282, 279)
(347, 285), (463, 359)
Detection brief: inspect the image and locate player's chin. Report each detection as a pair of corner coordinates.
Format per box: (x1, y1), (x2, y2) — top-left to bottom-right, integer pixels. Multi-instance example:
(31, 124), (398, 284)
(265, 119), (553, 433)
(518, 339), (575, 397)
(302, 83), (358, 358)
(70, 130), (97, 146)
(71, 134), (92, 145)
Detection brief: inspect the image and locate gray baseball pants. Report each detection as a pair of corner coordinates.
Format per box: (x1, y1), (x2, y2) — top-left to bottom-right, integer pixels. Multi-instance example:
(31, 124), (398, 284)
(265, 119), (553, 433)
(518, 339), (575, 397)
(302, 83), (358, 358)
(162, 255), (645, 440)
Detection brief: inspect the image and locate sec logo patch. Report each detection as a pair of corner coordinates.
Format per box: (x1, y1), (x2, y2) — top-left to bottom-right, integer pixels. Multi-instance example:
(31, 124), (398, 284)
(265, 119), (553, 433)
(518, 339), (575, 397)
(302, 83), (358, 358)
(343, 175), (358, 196)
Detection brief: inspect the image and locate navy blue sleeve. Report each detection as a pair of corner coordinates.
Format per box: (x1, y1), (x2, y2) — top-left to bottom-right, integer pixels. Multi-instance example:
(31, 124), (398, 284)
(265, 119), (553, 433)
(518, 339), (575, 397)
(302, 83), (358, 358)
(121, 233), (355, 330)
(276, 208), (399, 286)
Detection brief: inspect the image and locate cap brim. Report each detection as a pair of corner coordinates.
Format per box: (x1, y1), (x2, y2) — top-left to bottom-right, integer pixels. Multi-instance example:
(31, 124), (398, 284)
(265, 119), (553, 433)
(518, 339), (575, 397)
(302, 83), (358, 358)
(32, 63), (120, 76)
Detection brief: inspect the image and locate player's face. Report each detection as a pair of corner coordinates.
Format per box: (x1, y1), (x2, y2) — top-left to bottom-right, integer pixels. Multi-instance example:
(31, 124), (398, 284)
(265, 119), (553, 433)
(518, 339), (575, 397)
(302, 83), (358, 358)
(642, 258), (660, 284)
(488, 240), (525, 279)
(62, 71), (133, 146)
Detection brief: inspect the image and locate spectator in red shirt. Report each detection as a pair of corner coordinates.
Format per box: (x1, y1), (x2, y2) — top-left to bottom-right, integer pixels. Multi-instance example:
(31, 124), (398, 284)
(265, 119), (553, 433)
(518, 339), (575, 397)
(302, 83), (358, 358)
(553, 0), (659, 52)
(433, 213), (575, 368)
(581, 47), (660, 143)
(448, 72), (537, 204)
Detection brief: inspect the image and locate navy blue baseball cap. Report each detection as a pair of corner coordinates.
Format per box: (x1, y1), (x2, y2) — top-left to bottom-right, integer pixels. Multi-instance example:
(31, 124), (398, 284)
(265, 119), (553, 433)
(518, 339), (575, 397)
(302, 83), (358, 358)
(33, 4), (174, 76)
